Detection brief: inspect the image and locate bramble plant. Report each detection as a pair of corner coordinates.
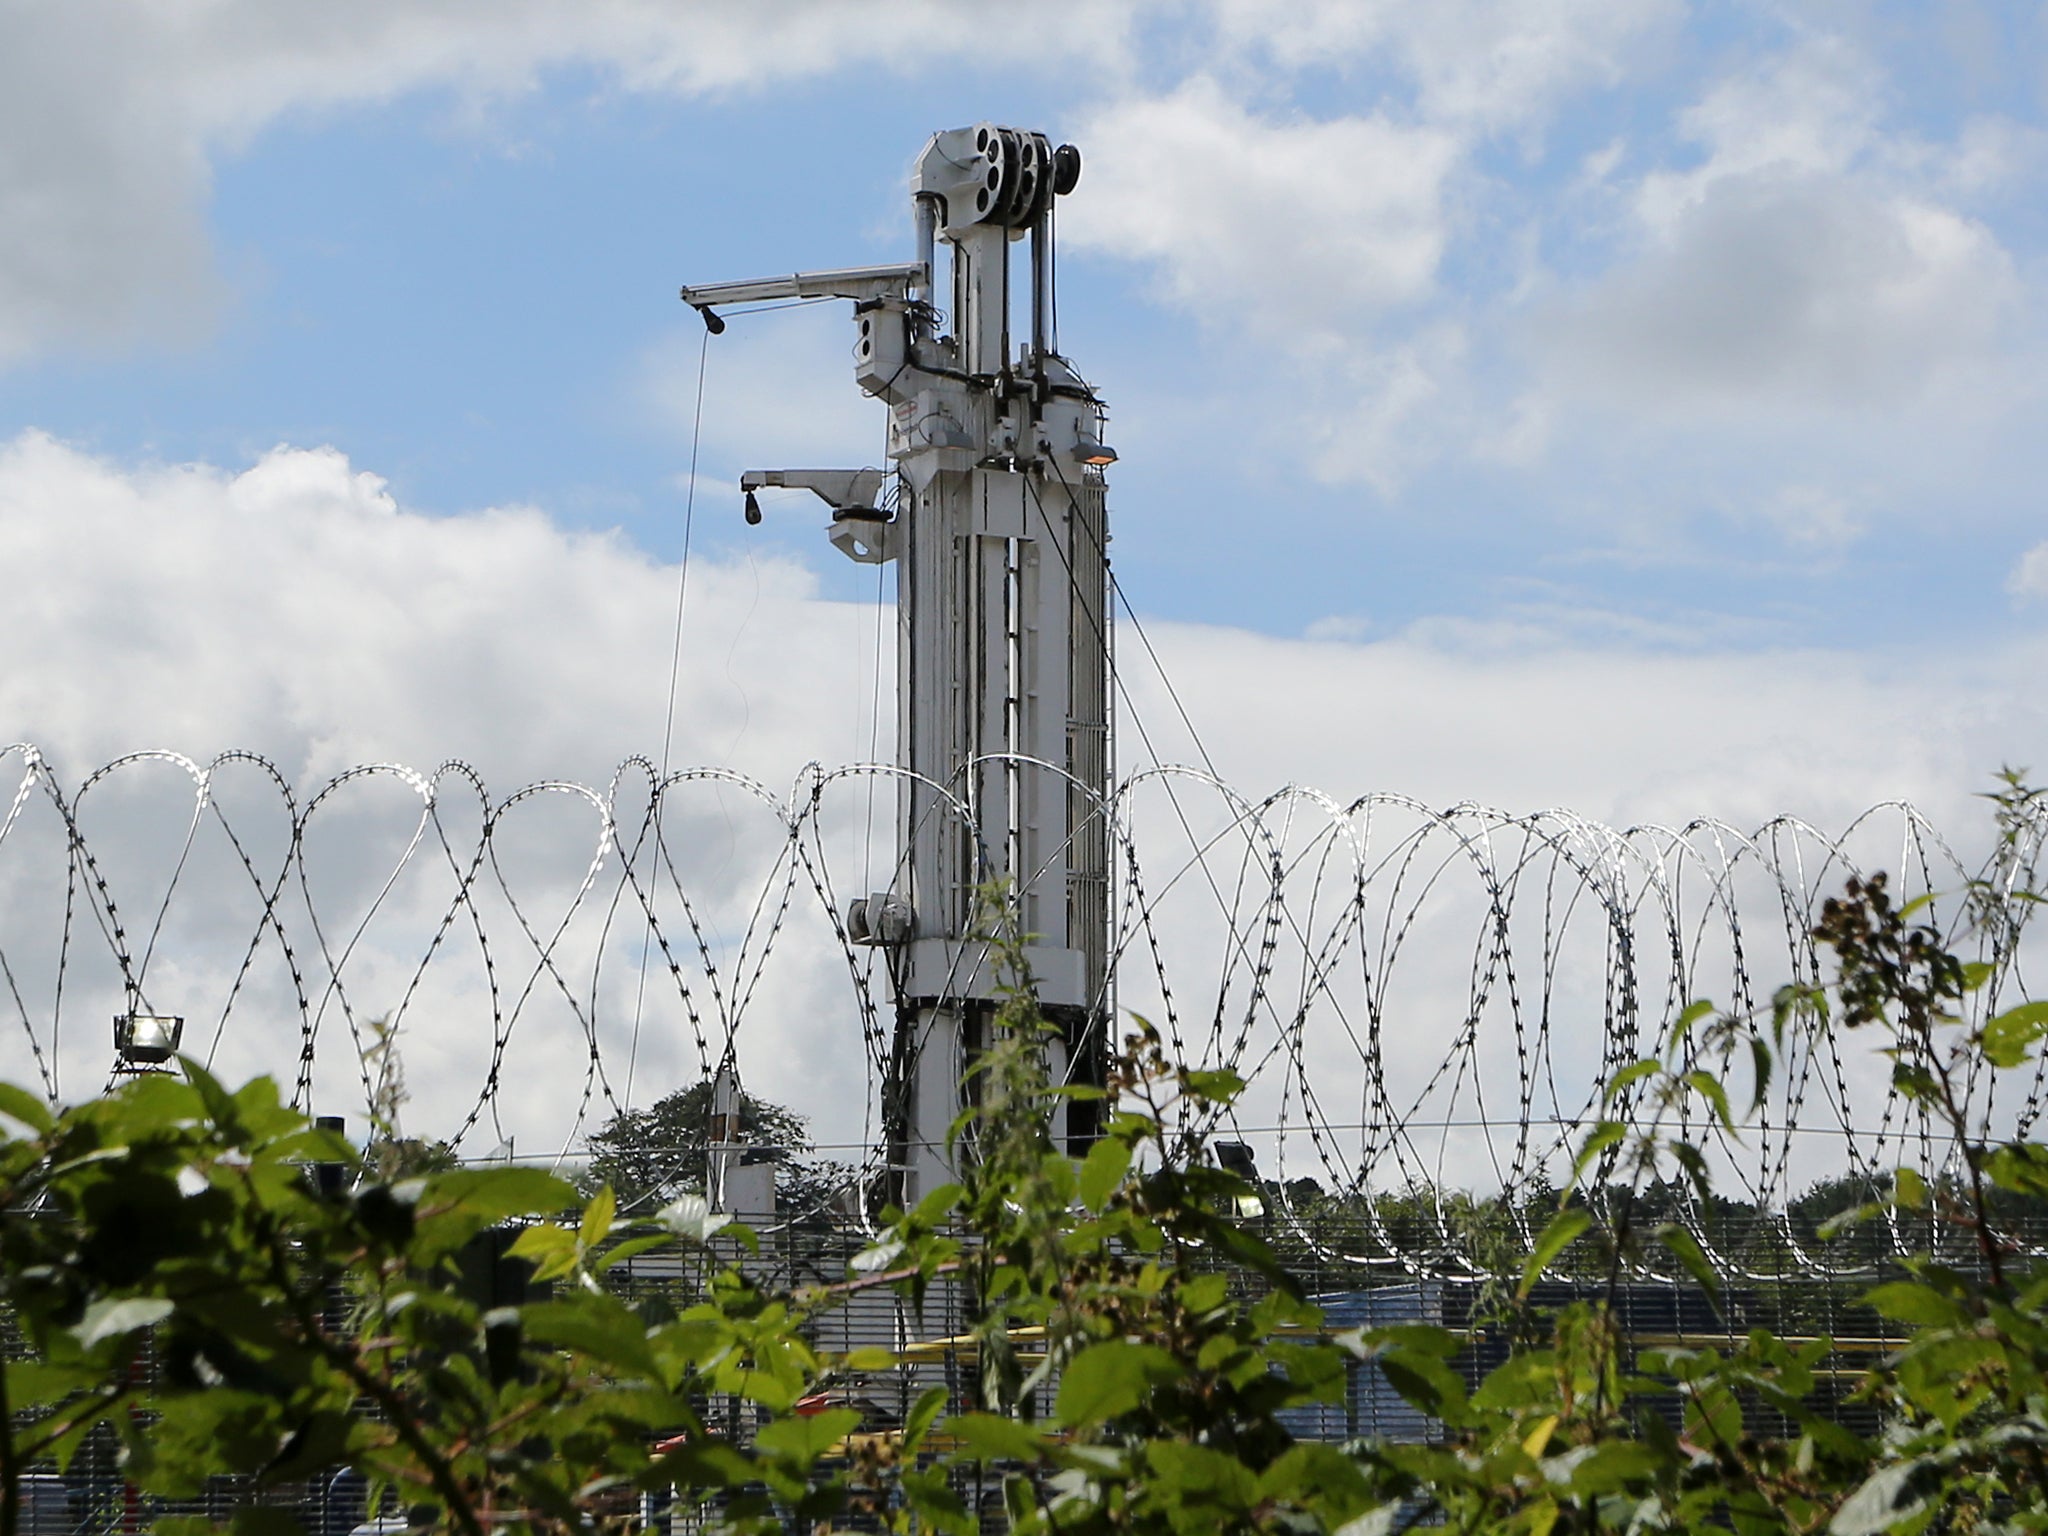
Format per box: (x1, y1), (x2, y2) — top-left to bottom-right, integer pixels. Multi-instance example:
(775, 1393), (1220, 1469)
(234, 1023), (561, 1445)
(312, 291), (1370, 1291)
(5, 785), (2048, 1534)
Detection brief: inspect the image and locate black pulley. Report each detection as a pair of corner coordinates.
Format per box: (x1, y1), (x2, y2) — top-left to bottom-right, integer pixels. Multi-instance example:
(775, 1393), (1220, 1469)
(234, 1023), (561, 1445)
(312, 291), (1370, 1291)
(1052, 143), (1082, 196)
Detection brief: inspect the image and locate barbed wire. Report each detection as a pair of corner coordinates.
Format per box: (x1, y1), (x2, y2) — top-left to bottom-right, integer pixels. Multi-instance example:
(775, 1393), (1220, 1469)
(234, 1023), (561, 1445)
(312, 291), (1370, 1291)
(2, 743), (2042, 1279)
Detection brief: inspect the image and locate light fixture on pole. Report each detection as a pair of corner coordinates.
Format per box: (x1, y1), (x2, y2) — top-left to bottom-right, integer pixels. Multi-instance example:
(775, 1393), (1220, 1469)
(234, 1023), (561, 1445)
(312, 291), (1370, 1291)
(114, 1011), (184, 1067)
(1074, 429), (1118, 467)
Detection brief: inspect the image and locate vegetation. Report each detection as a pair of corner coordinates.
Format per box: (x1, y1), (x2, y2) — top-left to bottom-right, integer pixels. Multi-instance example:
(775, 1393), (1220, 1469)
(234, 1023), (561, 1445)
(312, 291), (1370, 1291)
(5, 783), (2048, 1533)
(580, 1075), (835, 1216)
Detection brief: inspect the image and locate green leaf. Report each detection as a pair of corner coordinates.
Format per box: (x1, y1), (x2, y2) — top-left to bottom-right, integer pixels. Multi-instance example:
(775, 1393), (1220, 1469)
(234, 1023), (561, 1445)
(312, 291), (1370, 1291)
(1985, 1142), (2048, 1197)
(506, 1223), (581, 1282)
(1667, 1140), (1714, 1202)
(1178, 1271), (1230, 1315)
(1666, 999), (1716, 1048)
(1891, 1062), (1941, 1102)
(900, 1467), (973, 1536)
(792, 1485), (848, 1528)
(1748, 1035), (1773, 1115)
(1375, 1350), (1470, 1422)
(1254, 1443), (1375, 1516)
(519, 1297), (661, 1377)
(0, 1081), (55, 1134)
(902, 1385), (948, 1454)
(223, 1076), (303, 1141)
(850, 1237), (905, 1273)
(180, 1058), (241, 1140)
(1519, 1209), (1591, 1298)
(1831, 1459), (1935, 1536)
(1183, 1068), (1246, 1103)
(73, 1296), (173, 1349)
(430, 1165), (577, 1223)
(1559, 1440), (1662, 1495)
(1146, 1441), (1259, 1509)
(1474, 1352), (1572, 1413)
(1077, 1135), (1132, 1211)
(580, 1184), (616, 1248)
(1893, 1165), (1928, 1210)
(837, 1346), (898, 1371)
(947, 1412), (1048, 1463)
(1684, 1379), (1744, 1449)
(1055, 1341), (1178, 1428)
(1362, 1322), (1460, 1358)
(653, 1439), (760, 1491)
(593, 1232), (672, 1273)
(1772, 981), (1824, 1041)
(1600, 1059), (1661, 1105)
(1981, 1000), (2048, 1068)
(1685, 1070), (1736, 1133)
(911, 1181), (962, 1224)
(754, 1408), (860, 1462)
(1271, 1340), (1347, 1402)
(657, 1193), (736, 1246)
(1816, 1202), (1881, 1239)
(1655, 1223), (1722, 1305)
(1864, 1281), (1969, 1328)
(1567, 1122), (1626, 1191)
(3, 1361), (102, 1410)
(231, 1507), (305, 1536)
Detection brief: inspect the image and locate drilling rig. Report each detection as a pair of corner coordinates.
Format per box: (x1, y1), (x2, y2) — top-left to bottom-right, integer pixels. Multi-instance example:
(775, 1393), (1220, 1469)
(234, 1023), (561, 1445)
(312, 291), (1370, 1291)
(681, 125), (1114, 1207)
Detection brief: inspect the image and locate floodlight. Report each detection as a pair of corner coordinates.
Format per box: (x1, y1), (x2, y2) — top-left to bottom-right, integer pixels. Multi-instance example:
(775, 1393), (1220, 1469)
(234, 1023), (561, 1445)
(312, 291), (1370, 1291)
(114, 1012), (183, 1065)
(1075, 432), (1117, 466)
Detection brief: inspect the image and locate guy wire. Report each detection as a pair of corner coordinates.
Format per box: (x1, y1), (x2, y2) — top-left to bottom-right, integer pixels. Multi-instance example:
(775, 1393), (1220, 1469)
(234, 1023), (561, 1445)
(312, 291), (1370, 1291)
(626, 324), (711, 1109)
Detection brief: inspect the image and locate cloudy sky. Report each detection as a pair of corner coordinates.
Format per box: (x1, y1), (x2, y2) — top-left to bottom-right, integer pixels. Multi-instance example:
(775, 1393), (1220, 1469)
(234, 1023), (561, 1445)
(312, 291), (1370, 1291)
(3, 2), (2046, 1163)
(4, 1), (2046, 808)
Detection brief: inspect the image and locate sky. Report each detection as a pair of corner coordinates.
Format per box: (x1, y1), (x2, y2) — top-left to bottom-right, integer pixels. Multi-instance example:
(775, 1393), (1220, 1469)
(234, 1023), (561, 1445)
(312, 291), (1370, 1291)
(4, 2), (2048, 1166)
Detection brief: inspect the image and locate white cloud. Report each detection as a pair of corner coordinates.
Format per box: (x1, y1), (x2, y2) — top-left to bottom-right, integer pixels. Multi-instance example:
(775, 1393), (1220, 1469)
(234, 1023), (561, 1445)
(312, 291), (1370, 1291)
(643, 309), (887, 475)
(1204, 0), (1677, 133)
(1757, 484), (1860, 549)
(1304, 324), (1464, 490)
(0, 0), (1679, 365)
(1634, 40), (1882, 228)
(0, 0), (1139, 365)
(1925, 115), (2048, 200)
(1545, 39), (2024, 417)
(1303, 614), (1373, 644)
(1555, 173), (2017, 412)
(0, 429), (883, 785)
(2012, 542), (2048, 601)
(1063, 79), (1458, 343)
(0, 429), (900, 1155)
(0, 8), (224, 362)
(1133, 614), (2048, 837)
(4, 432), (2043, 1193)
(0, 418), (1981, 852)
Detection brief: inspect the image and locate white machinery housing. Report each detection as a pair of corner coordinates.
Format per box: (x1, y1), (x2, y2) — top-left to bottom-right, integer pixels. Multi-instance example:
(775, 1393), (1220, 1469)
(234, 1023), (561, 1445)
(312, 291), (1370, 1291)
(681, 125), (1114, 1204)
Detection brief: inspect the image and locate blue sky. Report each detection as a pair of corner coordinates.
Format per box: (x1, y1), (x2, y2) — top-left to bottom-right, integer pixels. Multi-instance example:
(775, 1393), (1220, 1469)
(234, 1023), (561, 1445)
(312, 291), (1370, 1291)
(3, 0), (2047, 824)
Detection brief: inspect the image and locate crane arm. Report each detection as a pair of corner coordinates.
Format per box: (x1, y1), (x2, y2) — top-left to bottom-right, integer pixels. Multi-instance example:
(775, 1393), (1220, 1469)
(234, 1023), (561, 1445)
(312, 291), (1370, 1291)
(679, 261), (926, 312)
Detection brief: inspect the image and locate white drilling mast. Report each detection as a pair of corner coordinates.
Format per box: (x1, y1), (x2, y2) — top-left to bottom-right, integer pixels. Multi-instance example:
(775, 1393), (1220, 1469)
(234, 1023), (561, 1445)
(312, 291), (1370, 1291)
(681, 125), (1114, 1205)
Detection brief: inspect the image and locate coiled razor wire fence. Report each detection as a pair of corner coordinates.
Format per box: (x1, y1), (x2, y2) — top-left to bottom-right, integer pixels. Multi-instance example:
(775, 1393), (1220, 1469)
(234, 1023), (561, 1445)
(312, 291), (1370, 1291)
(3, 743), (2045, 1282)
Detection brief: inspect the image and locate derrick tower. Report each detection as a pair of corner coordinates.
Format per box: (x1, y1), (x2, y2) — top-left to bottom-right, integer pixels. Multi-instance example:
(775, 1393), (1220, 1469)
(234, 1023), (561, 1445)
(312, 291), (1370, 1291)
(681, 126), (1115, 1203)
